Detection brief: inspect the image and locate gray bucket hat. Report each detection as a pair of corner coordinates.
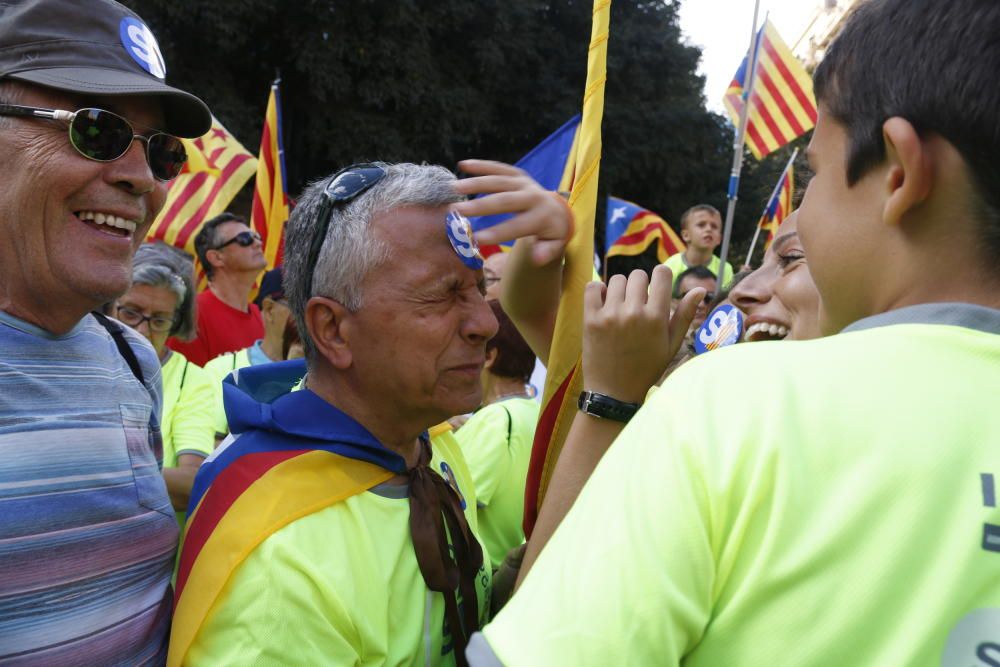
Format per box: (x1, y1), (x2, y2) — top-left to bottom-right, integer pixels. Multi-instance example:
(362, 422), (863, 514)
(0, 0), (211, 137)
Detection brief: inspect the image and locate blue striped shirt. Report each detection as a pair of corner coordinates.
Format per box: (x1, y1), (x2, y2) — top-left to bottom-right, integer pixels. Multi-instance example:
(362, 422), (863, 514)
(0, 311), (177, 665)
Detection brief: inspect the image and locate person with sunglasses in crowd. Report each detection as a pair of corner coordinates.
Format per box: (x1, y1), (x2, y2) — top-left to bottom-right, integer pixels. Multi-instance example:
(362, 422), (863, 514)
(168, 212), (268, 366)
(0, 0), (211, 662)
(168, 161), (572, 667)
(115, 242), (216, 525)
(673, 265), (717, 331)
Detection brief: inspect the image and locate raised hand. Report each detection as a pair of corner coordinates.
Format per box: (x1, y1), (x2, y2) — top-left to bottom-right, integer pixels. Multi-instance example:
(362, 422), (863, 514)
(451, 159), (573, 266)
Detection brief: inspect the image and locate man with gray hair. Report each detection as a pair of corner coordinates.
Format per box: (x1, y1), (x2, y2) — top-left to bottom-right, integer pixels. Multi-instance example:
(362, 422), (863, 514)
(0, 0), (211, 662)
(170, 161), (572, 667)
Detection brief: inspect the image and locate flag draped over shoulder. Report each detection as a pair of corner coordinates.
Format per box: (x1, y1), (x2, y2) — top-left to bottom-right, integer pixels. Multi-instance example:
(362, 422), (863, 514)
(523, 0), (610, 537)
(604, 196), (685, 263)
(759, 161), (794, 250)
(250, 82), (290, 271)
(471, 115), (581, 257)
(168, 360), (399, 667)
(146, 118), (257, 261)
(723, 19), (816, 160)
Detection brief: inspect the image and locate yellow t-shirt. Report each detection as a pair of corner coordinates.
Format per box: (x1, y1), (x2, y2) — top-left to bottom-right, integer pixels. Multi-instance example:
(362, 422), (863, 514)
(663, 251), (734, 290)
(456, 397), (539, 569)
(477, 317), (1000, 665)
(187, 429), (492, 666)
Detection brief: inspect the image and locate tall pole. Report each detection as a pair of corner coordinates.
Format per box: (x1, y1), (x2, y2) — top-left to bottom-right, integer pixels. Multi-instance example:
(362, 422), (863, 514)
(744, 147), (799, 266)
(717, 1), (763, 287)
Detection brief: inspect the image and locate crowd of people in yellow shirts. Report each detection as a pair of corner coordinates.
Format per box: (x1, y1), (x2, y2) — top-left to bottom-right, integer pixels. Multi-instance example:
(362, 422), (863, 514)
(2, 0), (998, 665)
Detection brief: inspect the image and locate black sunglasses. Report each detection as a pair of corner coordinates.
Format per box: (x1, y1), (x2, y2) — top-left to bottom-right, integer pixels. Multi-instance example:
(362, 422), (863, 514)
(0, 104), (187, 181)
(213, 230), (261, 250)
(304, 163), (387, 297)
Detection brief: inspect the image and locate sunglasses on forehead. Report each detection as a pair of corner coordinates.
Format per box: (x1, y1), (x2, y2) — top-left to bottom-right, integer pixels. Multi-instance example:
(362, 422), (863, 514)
(213, 230), (261, 250)
(0, 104), (187, 181)
(303, 163), (387, 297)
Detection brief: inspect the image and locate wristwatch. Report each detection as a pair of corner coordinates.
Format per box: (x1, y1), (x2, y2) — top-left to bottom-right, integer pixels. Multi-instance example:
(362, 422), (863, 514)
(577, 391), (640, 423)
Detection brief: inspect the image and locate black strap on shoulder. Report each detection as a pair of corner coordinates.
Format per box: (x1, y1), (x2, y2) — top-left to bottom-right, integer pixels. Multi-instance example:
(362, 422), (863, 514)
(91, 311), (145, 385)
(501, 405), (512, 447)
(179, 359), (189, 390)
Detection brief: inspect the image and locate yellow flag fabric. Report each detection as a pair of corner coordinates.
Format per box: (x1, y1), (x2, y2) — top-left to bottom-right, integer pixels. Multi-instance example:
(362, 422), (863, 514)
(523, 0), (610, 536)
(249, 83), (289, 271)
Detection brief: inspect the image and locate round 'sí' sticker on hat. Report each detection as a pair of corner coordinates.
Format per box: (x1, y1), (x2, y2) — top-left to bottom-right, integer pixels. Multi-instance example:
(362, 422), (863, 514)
(119, 18), (166, 79)
(445, 211), (483, 269)
(694, 304), (744, 355)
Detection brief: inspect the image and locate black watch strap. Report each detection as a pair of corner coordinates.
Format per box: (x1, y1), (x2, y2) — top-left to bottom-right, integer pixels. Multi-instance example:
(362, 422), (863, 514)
(577, 391), (640, 423)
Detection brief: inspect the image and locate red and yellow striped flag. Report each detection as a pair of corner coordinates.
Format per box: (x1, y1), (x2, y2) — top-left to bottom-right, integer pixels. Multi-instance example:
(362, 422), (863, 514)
(523, 0), (610, 537)
(249, 82), (289, 271)
(146, 118), (257, 263)
(759, 161), (794, 250)
(723, 19), (817, 160)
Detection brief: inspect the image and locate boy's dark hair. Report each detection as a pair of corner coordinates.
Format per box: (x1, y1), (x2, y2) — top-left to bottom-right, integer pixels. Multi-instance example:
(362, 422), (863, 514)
(814, 0), (1000, 263)
(194, 212), (246, 280)
(674, 265), (716, 298)
(679, 204), (720, 230)
(486, 300), (536, 383)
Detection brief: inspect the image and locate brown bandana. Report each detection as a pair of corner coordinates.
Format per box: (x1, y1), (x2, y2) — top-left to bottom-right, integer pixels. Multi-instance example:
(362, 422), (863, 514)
(408, 439), (483, 667)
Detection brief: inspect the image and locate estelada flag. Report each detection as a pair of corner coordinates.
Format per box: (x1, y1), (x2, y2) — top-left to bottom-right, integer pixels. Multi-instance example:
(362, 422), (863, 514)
(146, 117), (257, 270)
(759, 161), (794, 250)
(605, 196), (685, 263)
(470, 115), (581, 257)
(523, 0), (609, 537)
(723, 19), (817, 160)
(249, 81), (289, 271)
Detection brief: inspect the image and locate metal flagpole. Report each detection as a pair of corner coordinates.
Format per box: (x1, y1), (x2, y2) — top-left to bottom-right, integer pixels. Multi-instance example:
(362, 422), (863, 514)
(717, 1), (763, 288)
(744, 147), (799, 266)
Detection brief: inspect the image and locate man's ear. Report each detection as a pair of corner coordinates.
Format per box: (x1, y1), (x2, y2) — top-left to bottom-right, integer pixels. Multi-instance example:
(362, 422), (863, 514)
(680, 228), (691, 243)
(206, 248), (226, 272)
(881, 116), (933, 228)
(305, 296), (353, 369)
(484, 346), (499, 371)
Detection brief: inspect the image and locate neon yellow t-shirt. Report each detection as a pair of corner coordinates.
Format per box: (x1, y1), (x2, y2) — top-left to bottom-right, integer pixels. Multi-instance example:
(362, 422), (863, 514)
(161, 351), (216, 524)
(663, 251), (734, 290)
(477, 314), (1000, 666)
(456, 397), (539, 569)
(187, 429), (493, 666)
(203, 347), (251, 436)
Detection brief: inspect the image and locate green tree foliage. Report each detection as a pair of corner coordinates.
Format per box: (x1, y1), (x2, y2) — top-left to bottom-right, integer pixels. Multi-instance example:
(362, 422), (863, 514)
(123, 0), (803, 273)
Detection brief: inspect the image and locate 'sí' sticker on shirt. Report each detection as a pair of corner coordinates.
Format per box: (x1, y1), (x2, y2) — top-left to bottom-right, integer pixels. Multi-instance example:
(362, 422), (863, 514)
(695, 304), (744, 354)
(439, 461), (467, 510)
(446, 211), (483, 269)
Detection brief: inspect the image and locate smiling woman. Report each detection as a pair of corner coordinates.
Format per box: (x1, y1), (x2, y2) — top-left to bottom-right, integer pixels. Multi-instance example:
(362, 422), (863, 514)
(730, 210), (823, 342)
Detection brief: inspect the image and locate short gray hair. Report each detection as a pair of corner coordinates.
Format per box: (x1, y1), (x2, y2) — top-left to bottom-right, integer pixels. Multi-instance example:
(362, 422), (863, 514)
(284, 162), (462, 360)
(131, 241), (198, 340)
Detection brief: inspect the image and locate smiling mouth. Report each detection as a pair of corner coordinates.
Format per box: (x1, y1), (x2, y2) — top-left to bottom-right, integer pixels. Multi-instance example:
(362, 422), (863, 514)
(743, 321), (789, 342)
(76, 210), (137, 237)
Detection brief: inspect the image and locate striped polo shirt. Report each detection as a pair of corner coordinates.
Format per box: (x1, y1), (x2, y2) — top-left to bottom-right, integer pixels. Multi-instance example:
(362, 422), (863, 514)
(0, 311), (178, 665)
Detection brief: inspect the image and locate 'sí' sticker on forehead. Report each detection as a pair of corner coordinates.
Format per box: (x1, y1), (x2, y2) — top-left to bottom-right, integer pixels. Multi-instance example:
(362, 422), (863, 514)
(445, 211), (483, 269)
(119, 18), (166, 79)
(694, 304), (744, 355)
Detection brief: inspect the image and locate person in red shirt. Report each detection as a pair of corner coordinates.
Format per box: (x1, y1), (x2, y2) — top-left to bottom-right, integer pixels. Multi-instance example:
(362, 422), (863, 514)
(168, 213), (267, 365)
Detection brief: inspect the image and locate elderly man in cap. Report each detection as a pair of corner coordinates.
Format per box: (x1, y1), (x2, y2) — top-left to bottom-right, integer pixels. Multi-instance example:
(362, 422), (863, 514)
(169, 161), (572, 666)
(0, 0), (210, 663)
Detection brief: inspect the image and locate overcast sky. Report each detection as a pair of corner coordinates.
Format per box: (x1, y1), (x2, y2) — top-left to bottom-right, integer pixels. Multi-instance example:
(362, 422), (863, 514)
(677, 0), (819, 113)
